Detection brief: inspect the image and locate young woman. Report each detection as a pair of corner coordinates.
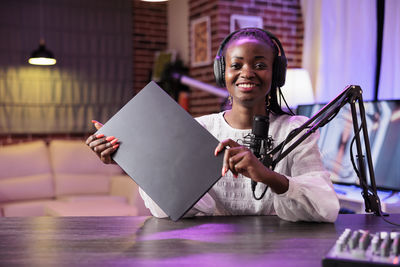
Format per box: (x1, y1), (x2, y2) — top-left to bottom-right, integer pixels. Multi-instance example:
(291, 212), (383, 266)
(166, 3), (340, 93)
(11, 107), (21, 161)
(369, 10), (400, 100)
(87, 28), (340, 222)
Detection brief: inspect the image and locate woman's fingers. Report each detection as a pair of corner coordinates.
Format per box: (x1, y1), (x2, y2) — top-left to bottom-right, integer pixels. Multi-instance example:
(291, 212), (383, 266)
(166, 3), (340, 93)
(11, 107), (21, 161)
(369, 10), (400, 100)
(217, 140), (258, 179)
(86, 120), (119, 164)
(100, 145), (119, 164)
(86, 133), (105, 146)
(215, 139), (242, 177)
(88, 136), (109, 150)
(230, 150), (250, 173)
(86, 133), (119, 164)
(228, 149), (252, 178)
(85, 133), (104, 146)
(214, 138), (240, 156)
(221, 145), (246, 178)
(91, 120), (103, 130)
(94, 137), (118, 152)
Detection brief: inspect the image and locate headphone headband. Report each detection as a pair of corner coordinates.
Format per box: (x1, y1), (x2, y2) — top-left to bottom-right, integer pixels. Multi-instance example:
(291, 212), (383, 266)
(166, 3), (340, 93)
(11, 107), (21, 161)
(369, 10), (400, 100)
(213, 27), (287, 88)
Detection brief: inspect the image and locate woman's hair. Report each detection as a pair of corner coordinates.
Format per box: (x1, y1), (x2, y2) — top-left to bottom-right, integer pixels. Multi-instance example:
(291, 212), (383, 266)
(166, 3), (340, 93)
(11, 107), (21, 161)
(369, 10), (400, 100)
(223, 28), (291, 116)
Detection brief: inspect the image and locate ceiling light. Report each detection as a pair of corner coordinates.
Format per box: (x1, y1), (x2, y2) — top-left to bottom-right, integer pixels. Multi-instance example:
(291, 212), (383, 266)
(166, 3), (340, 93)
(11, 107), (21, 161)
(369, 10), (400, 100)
(28, 39), (56, 66)
(28, 0), (56, 66)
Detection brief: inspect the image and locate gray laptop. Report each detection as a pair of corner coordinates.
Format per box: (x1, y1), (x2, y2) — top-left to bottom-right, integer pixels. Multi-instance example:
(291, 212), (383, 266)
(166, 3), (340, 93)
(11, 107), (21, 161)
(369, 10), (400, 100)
(96, 81), (224, 221)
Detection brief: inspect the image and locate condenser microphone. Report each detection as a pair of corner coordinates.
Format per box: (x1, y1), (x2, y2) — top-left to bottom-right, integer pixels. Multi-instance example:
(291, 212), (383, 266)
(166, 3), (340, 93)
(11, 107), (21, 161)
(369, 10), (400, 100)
(243, 115), (273, 199)
(249, 115), (270, 157)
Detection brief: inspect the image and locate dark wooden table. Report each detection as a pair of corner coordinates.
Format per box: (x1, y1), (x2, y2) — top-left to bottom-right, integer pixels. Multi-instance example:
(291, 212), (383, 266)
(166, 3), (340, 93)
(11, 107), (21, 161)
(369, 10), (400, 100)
(1, 214), (399, 266)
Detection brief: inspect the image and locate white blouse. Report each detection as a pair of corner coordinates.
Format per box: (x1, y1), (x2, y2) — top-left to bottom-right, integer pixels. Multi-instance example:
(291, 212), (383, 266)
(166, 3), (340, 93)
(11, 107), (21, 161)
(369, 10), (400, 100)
(139, 111), (340, 222)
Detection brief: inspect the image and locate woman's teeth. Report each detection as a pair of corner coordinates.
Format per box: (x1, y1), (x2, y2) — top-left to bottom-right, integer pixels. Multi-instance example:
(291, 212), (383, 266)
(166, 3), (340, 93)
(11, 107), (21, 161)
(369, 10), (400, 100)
(238, 83), (255, 88)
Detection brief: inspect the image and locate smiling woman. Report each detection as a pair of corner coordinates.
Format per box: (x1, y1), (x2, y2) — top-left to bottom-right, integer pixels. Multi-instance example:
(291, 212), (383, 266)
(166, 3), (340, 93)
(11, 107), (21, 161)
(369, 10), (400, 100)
(87, 28), (341, 223)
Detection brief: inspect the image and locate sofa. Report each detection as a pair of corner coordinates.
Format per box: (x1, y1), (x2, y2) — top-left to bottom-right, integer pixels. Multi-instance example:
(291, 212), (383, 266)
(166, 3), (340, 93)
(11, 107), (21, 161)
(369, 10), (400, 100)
(0, 140), (150, 217)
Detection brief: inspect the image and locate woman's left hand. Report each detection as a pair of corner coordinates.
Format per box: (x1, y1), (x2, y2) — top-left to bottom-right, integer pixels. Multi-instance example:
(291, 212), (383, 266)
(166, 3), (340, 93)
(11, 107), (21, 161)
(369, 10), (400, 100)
(214, 139), (268, 181)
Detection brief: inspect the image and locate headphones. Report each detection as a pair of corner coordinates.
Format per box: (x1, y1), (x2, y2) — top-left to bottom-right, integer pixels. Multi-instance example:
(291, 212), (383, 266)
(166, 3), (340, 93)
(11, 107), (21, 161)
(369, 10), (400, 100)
(213, 28), (287, 88)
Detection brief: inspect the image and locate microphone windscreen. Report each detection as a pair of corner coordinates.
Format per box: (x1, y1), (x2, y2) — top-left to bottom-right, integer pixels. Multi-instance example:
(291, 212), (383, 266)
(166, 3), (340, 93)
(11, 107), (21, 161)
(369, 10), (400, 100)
(252, 115), (269, 138)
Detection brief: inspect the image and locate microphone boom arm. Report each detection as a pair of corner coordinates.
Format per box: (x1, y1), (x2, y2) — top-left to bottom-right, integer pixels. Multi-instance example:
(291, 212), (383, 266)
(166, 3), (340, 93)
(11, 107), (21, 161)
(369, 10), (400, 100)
(268, 85), (381, 215)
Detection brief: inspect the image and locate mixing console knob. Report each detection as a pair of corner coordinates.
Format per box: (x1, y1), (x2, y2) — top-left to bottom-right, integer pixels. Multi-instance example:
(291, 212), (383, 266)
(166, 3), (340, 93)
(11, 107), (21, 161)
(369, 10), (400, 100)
(349, 230), (361, 249)
(380, 233), (391, 257)
(392, 233), (400, 256)
(371, 233), (380, 254)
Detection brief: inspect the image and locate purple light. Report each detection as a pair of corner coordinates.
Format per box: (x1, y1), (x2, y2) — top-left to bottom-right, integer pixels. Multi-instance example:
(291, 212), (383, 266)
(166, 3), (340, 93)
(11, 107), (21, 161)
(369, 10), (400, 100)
(138, 223), (238, 243)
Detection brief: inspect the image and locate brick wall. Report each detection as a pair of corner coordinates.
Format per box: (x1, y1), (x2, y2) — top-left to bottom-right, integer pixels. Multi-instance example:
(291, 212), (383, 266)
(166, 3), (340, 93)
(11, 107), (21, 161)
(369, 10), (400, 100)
(189, 0), (221, 116)
(188, 0), (304, 117)
(132, 0), (168, 94)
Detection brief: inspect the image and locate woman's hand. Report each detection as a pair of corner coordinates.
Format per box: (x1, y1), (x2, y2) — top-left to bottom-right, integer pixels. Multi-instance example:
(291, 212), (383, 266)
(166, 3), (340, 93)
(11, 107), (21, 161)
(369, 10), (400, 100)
(85, 120), (119, 164)
(214, 138), (289, 194)
(214, 139), (267, 181)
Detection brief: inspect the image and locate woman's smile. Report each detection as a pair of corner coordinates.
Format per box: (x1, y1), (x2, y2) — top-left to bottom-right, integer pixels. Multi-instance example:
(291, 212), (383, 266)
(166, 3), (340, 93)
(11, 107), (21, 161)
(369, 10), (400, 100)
(236, 82), (259, 92)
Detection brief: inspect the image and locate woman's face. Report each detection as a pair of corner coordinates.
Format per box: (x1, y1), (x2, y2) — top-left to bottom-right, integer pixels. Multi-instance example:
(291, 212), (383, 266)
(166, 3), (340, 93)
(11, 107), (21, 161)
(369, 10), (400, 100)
(224, 37), (274, 108)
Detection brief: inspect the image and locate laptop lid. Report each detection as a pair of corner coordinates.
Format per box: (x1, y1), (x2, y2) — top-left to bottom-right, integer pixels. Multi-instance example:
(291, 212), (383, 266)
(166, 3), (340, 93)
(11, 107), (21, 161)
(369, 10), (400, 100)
(96, 81), (224, 221)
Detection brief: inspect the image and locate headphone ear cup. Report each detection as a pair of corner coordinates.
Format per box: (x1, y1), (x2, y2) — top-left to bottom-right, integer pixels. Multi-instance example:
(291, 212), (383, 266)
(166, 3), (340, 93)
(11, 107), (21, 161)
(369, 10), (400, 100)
(213, 56), (225, 87)
(273, 55), (287, 87)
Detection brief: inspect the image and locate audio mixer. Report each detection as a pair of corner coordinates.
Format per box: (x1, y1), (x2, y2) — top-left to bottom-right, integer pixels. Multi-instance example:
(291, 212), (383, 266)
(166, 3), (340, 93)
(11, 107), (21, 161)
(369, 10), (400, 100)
(323, 228), (400, 266)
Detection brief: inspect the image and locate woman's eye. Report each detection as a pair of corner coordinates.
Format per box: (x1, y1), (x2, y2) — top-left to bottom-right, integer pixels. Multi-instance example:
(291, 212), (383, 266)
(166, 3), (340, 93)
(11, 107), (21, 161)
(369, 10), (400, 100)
(255, 63), (267, 69)
(230, 63), (241, 69)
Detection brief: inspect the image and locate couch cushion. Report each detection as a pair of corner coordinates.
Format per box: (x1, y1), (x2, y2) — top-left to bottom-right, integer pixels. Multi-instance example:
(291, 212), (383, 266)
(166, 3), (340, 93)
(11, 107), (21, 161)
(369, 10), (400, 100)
(49, 140), (123, 175)
(0, 141), (55, 202)
(44, 200), (138, 216)
(0, 141), (52, 179)
(49, 140), (123, 196)
(2, 199), (55, 217)
(55, 174), (111, 196)
(0, 174), (54, 202)
(58, 195), (127, 204)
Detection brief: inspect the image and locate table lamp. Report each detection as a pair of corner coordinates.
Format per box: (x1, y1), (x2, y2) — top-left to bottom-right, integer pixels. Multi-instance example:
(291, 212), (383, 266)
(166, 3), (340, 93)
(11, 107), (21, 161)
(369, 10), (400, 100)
(280, 68), (314, 108)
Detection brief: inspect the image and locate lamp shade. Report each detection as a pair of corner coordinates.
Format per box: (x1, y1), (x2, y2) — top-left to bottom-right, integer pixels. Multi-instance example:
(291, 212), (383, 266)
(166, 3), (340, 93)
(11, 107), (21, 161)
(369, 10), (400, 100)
(279, 68), (314, 108)
(28, 42), (56, 66)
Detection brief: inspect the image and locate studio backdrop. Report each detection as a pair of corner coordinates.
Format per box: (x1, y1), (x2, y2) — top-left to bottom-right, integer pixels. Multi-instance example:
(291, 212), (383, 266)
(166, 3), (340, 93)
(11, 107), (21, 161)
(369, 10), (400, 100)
(0, 0), (133, 134)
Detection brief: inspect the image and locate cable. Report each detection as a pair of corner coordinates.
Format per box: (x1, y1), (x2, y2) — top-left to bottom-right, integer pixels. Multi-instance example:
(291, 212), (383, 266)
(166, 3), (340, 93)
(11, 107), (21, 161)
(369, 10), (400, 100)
(278, 87), (296, 116)
(252, 184), (268, 200)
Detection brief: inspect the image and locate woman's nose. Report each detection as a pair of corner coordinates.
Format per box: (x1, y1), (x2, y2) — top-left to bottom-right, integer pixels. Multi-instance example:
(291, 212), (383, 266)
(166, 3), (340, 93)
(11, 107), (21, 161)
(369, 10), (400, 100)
(240, 65), (255, 78)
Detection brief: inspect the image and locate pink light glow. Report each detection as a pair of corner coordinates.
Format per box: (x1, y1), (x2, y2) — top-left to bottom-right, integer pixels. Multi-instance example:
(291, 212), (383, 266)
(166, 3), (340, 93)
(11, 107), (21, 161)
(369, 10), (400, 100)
(138, 223), (239, 243)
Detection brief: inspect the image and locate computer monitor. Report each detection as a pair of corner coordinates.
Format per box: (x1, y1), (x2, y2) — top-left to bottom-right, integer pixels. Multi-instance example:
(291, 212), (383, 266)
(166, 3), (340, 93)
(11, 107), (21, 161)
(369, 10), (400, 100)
(297, 100), (400, 191)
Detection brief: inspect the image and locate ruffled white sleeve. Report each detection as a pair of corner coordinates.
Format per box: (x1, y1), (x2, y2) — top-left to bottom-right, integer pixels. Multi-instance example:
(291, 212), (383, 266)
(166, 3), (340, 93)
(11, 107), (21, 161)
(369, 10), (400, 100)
(272, 120), (340, 223)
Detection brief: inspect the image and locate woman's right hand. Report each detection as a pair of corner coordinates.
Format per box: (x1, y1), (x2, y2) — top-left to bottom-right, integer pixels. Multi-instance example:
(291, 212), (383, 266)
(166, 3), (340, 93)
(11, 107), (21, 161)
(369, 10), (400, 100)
(85, 120), (119, 164)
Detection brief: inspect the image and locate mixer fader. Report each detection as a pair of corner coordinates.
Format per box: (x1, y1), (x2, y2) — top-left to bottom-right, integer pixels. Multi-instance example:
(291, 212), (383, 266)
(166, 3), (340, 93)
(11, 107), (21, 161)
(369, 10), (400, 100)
(323, 228), (400, 266)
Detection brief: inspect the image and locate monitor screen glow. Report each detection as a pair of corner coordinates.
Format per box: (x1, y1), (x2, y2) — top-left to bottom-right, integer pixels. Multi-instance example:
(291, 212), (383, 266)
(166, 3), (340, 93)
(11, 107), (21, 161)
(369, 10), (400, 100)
(297, 100), (400, 191)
